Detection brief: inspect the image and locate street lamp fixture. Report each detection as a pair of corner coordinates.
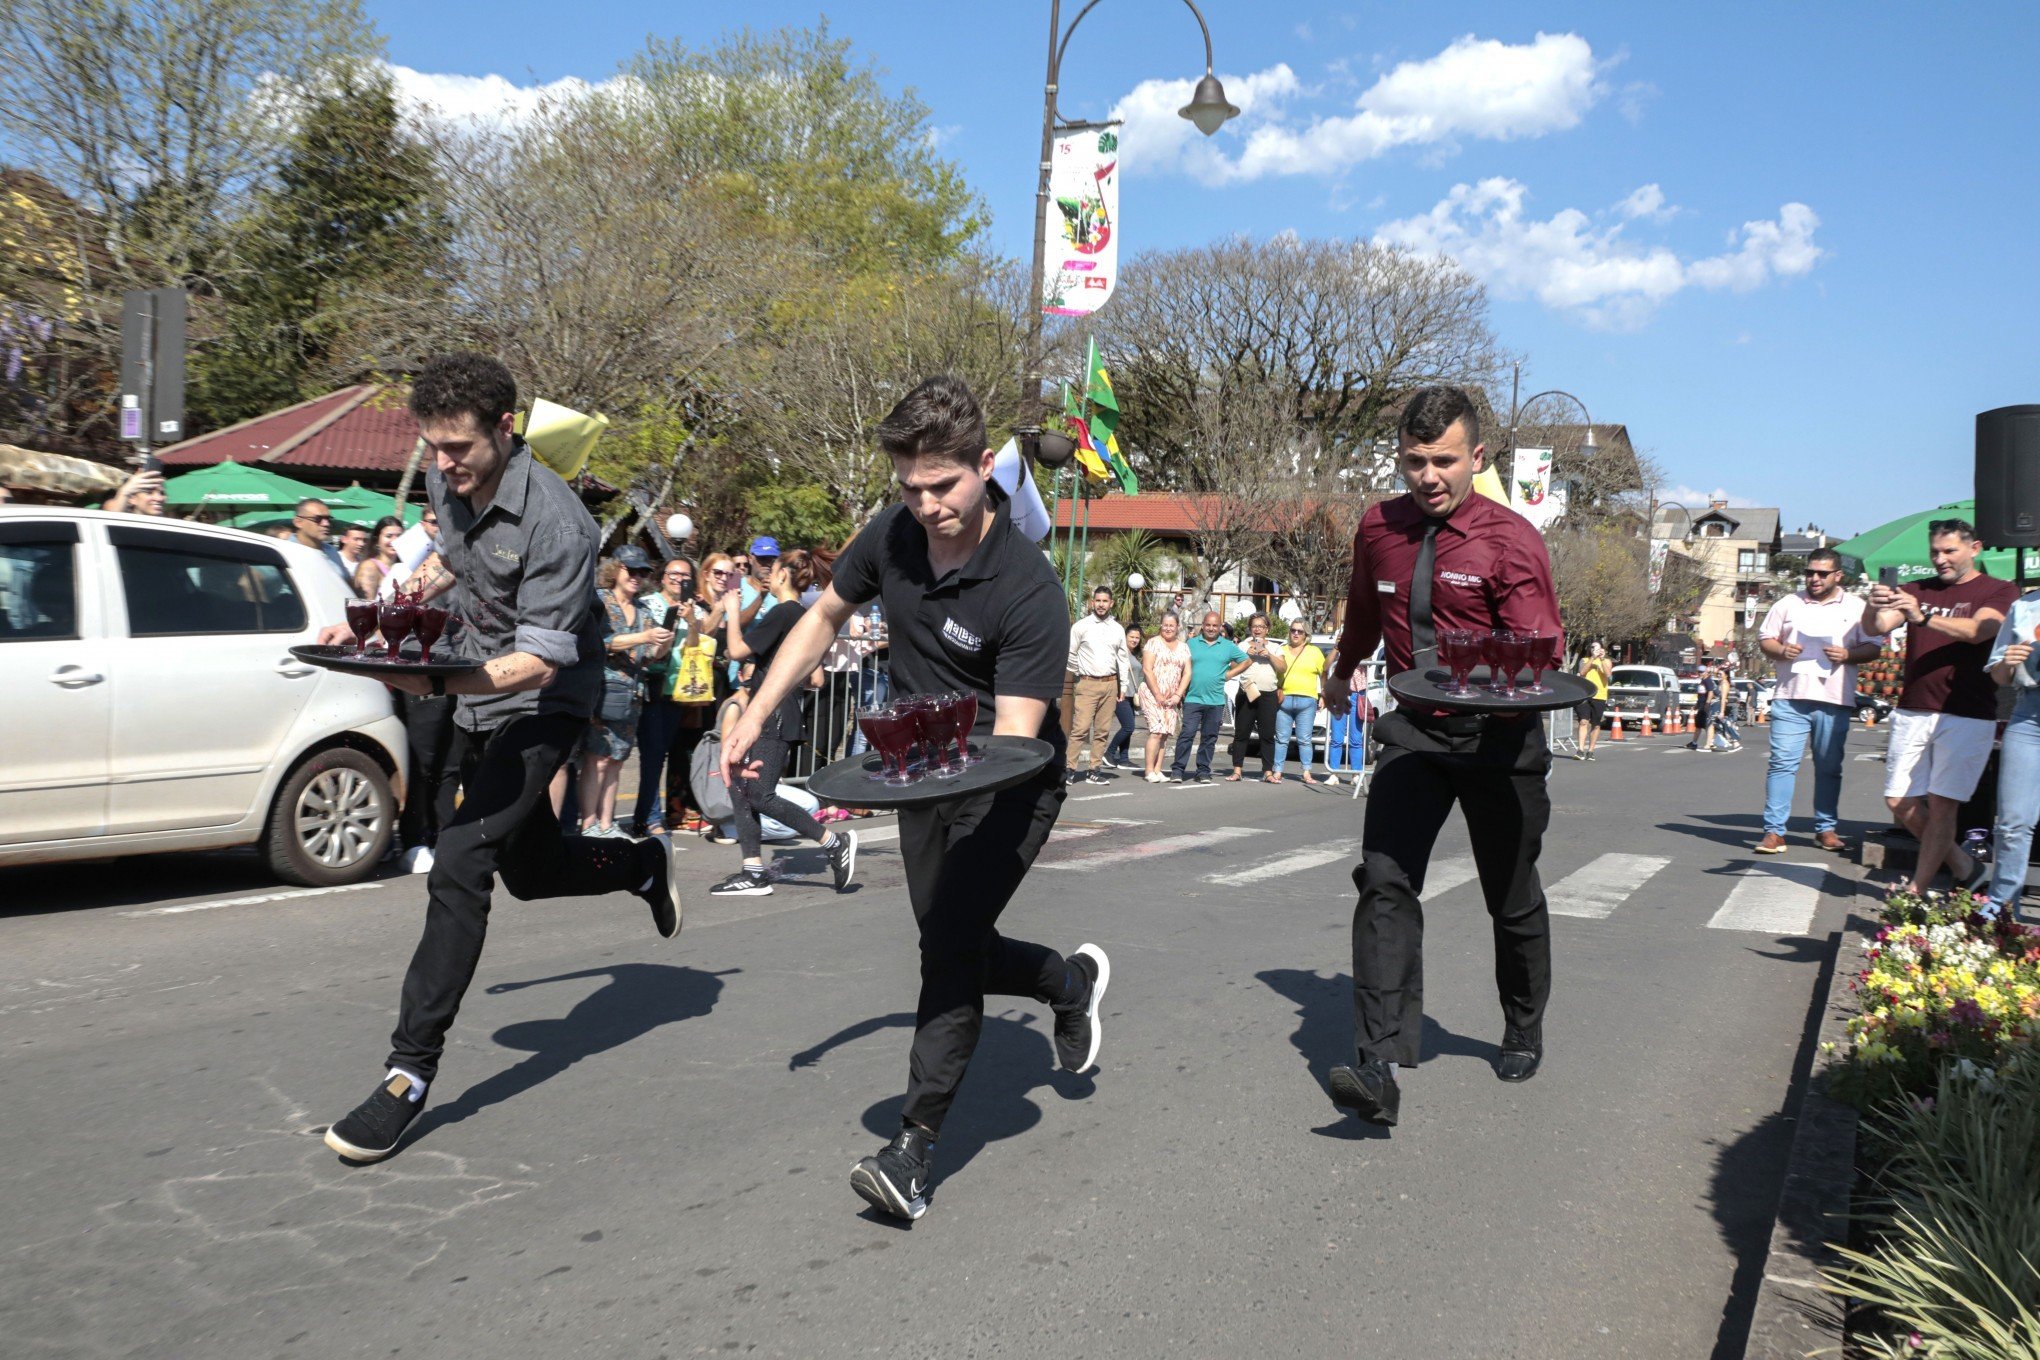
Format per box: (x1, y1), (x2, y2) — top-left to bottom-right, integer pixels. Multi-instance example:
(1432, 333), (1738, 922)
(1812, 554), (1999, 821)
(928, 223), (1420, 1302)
(1179, 71), (1239, 135)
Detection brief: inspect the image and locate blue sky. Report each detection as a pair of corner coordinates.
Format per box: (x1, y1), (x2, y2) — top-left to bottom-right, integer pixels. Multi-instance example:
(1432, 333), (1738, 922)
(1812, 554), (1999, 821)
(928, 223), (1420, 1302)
(367, 2), (2040, 541)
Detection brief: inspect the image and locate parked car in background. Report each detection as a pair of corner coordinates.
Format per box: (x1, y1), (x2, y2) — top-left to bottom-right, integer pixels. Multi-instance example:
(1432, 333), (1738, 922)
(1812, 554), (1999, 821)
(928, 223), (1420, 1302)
(1855, 690), (1893, 723)
(1603, 664), (1678, 726)
(0, 509), (409, 886)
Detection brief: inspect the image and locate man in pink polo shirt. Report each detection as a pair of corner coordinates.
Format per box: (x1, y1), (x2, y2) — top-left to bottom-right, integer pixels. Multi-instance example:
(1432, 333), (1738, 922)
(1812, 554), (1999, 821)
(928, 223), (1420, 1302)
(1754, 547), (1886, 854)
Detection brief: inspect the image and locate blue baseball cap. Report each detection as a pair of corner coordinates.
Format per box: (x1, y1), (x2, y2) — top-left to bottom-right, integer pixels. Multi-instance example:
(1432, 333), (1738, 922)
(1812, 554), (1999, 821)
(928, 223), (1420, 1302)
(747, 535), (781, 558)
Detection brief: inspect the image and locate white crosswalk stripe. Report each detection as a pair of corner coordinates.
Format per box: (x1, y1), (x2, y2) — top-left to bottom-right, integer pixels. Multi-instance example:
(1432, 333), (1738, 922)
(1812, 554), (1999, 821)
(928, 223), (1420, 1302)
(1204, 839), (1359, 887)
(1050, 817), (1155, 843)
(1420, 855), (1481, 898)
(1546, 853), (1674, 919)
(1706, 861), (1831, 935)
(1041, 824), (1269, 870)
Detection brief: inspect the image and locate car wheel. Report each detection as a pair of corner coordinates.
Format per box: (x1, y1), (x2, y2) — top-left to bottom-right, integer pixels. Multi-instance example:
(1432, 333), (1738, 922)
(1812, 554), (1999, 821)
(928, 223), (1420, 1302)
(264, 747), (394, 887)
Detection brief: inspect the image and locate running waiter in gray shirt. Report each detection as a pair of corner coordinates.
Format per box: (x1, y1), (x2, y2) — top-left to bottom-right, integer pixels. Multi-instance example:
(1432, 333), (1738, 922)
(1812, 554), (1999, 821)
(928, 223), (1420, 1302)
(316, 353), (684, 1164)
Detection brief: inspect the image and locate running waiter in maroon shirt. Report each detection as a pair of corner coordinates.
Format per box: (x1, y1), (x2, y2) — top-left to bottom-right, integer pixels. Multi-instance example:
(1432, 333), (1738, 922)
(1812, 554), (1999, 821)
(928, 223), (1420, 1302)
(1319, 385), (1563, 1128)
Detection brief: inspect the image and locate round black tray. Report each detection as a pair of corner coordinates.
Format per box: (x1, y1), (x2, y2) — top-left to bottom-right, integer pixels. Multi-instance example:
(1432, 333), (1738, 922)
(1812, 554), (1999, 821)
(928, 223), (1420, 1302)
(1387, 665), (1594, 714)
(807, 735), (1055, 810)
(290, 644), (483, 680)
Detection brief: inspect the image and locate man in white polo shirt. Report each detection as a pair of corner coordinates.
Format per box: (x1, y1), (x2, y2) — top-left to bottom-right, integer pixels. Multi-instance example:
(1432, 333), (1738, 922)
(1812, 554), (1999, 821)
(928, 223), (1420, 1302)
(1754, 548), (1886, 854)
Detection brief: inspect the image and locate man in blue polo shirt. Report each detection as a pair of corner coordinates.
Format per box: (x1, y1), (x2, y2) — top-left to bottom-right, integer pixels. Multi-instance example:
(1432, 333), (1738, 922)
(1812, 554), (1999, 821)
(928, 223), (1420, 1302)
(1170, 610), (1250, 782)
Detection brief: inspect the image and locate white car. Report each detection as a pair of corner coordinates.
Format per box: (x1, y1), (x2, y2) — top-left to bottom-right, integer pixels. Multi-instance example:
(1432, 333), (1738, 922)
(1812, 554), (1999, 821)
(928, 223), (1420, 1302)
(0, 509), (409, 885)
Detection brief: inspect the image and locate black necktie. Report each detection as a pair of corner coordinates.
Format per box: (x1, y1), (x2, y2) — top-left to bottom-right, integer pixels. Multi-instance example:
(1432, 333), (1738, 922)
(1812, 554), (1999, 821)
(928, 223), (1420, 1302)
(1409, 518), (1440, 663)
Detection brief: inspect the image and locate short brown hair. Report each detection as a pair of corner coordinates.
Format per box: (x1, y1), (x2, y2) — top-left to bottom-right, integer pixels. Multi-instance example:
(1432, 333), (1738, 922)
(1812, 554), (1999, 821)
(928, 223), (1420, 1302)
(874, 374), (986, 468)
(1399, 384), (1481, 449)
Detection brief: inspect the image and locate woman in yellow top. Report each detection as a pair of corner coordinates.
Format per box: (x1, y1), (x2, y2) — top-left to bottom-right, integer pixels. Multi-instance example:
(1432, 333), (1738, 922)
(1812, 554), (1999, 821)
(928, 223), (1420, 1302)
(1272, 621), (1328, 784)
(1574, 639), (1612, 761)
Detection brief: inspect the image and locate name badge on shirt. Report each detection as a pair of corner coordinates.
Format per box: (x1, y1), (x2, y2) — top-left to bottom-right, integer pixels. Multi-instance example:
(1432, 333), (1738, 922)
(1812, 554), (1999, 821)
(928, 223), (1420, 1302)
(1377, 580), (1396, 594)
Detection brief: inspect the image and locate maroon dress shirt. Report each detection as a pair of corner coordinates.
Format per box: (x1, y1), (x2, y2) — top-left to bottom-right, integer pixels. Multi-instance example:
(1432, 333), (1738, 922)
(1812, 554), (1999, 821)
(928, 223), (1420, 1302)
(1332, 491), (1563, 700)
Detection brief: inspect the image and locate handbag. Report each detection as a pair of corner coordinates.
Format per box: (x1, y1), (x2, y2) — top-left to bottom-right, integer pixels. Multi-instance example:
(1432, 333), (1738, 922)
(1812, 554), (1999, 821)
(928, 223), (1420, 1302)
(599, 669), (640, 723)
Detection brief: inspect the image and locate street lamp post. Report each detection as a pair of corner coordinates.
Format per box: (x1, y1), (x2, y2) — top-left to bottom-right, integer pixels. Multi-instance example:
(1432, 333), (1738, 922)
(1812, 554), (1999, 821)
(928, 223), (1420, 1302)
(1022, 0), (1236, 424)
(1504, 362), (1595, 509)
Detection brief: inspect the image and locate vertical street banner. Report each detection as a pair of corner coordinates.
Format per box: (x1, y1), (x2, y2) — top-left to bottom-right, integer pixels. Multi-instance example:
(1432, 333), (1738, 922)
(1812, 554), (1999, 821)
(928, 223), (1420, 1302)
(1510, 446), (1557, 529)
(1648, 538), (1671, 594)
(1041, 124), (1121, 317)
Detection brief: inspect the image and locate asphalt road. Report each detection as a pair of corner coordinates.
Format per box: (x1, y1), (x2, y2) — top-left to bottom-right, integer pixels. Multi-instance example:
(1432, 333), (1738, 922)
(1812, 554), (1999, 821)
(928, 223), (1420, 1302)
(0, 720), (1894, 1359)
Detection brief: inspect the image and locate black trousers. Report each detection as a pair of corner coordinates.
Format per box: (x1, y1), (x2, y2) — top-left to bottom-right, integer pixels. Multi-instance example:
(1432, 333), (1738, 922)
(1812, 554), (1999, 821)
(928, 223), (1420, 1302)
(1351, 708), (1553, 1066)
(731, 729), (826, 859)
(386, 712), (652, 1082)
(1230, 688), (1280, 774)
(895, 771), (1072, 1133)
(397, 693), (460, 849)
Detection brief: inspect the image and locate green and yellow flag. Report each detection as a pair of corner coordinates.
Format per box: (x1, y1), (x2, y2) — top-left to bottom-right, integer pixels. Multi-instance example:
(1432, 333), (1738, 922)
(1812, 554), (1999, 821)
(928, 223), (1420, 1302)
(1060, 384), (1112, 483)
(1083, 338), (1137, 494)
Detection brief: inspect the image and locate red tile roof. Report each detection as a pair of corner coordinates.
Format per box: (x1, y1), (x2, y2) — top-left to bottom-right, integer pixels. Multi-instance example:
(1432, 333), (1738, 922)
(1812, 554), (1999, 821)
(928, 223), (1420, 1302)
(1051, 493), (1355, 535)
(156, 384), (418, 475)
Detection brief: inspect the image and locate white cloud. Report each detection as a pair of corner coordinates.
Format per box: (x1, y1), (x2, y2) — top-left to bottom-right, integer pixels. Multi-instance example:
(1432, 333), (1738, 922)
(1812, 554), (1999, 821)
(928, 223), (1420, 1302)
(1376, 178), (1823, 328)
(1113, 32), (1604, 185)
(1660, 485), (1759, 510)
(1616, 183), (1675, 222)
(386, 63), (632, 131)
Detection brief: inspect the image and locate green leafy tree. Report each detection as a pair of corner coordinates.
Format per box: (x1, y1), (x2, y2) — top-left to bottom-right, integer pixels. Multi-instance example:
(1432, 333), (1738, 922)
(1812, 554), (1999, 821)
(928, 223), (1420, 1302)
(743, 483), (854, 553)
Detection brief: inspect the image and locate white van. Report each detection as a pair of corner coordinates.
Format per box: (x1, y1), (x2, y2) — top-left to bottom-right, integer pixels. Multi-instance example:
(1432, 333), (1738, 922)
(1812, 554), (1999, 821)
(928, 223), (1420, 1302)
(0, 509), (409, 885)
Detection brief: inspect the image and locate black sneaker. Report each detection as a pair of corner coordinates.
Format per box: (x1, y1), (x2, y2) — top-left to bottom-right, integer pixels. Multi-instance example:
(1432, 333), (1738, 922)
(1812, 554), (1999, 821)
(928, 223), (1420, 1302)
(1167, 771), (1185, 783)
(710, 868), (773, 897)
(1085, 769), (1111, 785)
(827, 830), (858, 892)
(324, 1071), (426, 1161)
(850, 1127), (936, 1221)
(1327, 1059), (1401, 1126)
(1193, 774), (1212, 784)
(1051, 943), (1111, 1073)
(637, 836), (682, 939)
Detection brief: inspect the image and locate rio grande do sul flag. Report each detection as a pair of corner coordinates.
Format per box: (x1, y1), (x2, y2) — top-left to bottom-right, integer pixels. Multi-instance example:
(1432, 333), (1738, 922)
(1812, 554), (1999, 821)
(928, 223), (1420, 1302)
(1041, 125), (1120, 317)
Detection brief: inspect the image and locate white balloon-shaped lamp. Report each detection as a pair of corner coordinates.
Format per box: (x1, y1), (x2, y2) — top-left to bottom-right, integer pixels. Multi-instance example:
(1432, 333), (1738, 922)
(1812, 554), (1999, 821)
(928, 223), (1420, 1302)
(664, 512), (694, 543)
(1127, 572), (1146, 591)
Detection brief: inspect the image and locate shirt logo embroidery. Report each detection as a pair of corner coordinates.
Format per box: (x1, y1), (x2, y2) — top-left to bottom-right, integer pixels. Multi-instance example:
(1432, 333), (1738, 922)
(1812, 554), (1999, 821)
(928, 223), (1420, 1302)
(941, 617), (983, 652)
(1439, 570), (1484, 587)
(489, 546), (521, 566)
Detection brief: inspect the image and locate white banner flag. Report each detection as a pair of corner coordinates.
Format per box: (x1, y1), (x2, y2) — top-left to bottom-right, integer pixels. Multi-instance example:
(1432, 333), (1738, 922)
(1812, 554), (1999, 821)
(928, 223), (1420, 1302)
(1041, 125), (1120, 317)
(1510, 447), (1558, 529)
(1648, 538), (1670, 594)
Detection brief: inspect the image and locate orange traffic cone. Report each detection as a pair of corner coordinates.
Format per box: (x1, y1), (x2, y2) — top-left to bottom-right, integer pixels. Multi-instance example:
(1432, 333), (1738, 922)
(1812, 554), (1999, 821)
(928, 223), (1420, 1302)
(1611, 713), (1625, 741)
(1641, 712), (1654, 737)
(1665, 710), (1678, 736)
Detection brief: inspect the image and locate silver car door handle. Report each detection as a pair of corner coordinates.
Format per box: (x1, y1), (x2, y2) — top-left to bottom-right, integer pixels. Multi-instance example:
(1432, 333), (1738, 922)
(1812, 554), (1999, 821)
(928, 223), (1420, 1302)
(49, 664), (105, 687)
(274, 658), (318, 678)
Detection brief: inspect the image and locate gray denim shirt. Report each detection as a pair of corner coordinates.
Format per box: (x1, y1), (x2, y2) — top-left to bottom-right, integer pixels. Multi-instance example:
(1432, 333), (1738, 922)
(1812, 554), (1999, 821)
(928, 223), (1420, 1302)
(429, 439), (604, 731)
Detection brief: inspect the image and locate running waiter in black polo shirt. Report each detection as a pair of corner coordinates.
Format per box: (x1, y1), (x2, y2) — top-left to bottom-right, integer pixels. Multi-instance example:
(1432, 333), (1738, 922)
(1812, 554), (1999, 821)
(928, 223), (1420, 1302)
(723, 375), (1110, 1221)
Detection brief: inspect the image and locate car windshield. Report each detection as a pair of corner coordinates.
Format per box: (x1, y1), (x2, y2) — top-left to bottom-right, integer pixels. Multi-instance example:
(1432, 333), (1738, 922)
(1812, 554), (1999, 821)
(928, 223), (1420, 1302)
(1609, 668), (1660, 686)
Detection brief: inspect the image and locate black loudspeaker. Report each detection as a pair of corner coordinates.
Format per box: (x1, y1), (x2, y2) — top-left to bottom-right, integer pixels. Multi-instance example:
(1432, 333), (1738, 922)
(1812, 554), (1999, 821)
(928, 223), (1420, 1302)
(1975, 405), (2040, 547)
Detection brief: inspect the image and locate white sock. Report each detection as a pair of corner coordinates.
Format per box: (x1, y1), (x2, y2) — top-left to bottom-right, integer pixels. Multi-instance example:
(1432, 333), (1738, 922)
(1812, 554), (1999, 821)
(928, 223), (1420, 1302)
(385, 1067), (427, 1102)
(820, 831), (838, 849)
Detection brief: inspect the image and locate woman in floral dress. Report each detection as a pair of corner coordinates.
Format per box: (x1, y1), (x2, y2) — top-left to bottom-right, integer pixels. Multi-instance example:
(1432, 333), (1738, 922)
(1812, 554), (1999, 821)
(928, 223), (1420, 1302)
(1140, 611), (1191, 784)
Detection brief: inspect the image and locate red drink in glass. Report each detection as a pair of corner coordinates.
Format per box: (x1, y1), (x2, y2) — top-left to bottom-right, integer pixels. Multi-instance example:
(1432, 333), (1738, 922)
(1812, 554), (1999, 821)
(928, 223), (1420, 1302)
(344, 600), (379, 655)
(413, 606), (448, 661)
(954, 691), (981, 765)
(1437, 628), (1475, 695)
(1521, 631), (1554, 694)
(922, 697), (962, 778)
(861, 707), (918, 785)
(1489, 630), (1528, 697)
(378, 600), (418, 660)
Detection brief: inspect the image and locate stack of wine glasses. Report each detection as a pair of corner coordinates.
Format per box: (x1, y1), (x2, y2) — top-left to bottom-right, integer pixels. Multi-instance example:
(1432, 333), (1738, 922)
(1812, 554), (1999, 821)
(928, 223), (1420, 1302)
(855, 692), (981, 787)
(346, 590), (453, 662)
(1435, 628), (1558, 699)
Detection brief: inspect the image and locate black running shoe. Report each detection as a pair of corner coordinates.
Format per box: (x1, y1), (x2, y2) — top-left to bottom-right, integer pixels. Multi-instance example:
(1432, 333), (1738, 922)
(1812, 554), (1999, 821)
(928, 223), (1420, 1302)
(1051, 943), (1111, 1073)
(827, 830), (858, 892)
(1328, 1059), (1401, 1126)
(710, 868), (773, 897)
(850, 1127), (936, 1221)
(637, 835), (683, 939)
(324, 1071), (426, 1161)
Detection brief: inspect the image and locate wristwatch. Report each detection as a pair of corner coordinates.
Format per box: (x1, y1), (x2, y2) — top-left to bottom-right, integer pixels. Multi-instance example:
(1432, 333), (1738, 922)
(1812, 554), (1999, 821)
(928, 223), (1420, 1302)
(430, 675), (446, 697)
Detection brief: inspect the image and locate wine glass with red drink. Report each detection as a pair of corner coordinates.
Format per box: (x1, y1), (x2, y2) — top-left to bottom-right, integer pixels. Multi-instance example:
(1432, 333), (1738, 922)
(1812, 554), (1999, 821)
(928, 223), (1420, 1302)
(858, 706), (917, 785)
(378, 598), (418, 661)
(344, 599), (379, 656)
(1520, 630), (1554, 694)
(923, 696), (962, 778)
(1436, 628), (1475, 696)
(1487, 629), (1527, 697)
(412, 605), (448, 662)
(953, 690), (981, 765)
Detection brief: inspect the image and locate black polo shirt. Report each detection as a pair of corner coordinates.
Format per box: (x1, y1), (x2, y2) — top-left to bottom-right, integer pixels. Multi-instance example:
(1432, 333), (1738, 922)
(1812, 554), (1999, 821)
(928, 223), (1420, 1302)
(831, 483), (1068, 757)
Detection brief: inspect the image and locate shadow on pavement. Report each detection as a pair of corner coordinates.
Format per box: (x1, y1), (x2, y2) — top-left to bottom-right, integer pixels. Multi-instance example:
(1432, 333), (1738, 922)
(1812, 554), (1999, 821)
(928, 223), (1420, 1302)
(1257, 968), (1497, 1139)
(406, 963), (736, 1144)
(789, 1009), (1089, 1189)
(1703, 926), (1840, 1360)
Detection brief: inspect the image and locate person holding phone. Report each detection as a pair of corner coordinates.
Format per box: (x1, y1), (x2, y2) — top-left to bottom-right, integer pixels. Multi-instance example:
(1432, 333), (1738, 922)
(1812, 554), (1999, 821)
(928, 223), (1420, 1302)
(1985, 586), (2040, 912)
(1753, 548), (1885, 855)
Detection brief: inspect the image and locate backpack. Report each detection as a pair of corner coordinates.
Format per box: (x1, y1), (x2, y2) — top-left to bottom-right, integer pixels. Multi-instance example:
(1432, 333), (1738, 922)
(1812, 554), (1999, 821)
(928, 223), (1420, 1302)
(690, 726), (736, 825)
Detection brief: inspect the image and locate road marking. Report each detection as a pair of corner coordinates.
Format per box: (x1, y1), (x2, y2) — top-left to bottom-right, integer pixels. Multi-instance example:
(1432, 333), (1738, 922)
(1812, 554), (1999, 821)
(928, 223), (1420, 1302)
(1546, 853), (1673, 919)
(1707, 861), (1831, 935)
(1041, 824), (1268, 870)
(1204, 839), (1359, 887)
(1422, 855), (1480, 898)
(1052, 817), (1155, 843)
(119, 881), (392, 918)
(1072, 791), (1135, 802)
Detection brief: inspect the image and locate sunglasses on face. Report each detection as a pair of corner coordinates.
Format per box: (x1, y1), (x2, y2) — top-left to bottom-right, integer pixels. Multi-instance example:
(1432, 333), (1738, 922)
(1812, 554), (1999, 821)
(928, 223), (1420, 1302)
(1805, 568), (1840, 578)
(299, 514), (331, 524)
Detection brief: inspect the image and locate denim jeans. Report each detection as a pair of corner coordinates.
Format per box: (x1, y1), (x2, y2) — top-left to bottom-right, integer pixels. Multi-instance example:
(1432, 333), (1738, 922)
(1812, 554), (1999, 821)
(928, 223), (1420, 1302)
(1327, 711), (1361, 772)
(1171, 701), (1226, 777)
(1274, 695), (1318, 774)
(1763, 697), (1853, 836)
(847, 666), (893, 755)
(1106, 697), (1137, 762)
(1989, 691), (2040, 908)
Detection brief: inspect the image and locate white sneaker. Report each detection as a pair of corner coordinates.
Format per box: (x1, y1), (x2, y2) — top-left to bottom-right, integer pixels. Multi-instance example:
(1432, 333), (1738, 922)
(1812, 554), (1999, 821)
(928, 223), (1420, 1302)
(1145, 772), (1167, 784)
(401, 845), (434, 874)
(1324, 773), (1340, 786)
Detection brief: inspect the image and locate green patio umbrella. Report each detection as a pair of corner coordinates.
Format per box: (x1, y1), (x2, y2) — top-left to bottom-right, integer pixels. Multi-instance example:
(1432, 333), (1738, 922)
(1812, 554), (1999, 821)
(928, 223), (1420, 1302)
(322, 483), (425, 527)
(1834, 500), (2039, 585)
(161, 461), (324, 511)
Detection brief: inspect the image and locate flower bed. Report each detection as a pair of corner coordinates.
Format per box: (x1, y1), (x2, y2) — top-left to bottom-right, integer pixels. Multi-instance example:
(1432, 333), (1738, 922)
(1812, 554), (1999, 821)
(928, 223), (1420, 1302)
(1829, 889), (2040, 1109)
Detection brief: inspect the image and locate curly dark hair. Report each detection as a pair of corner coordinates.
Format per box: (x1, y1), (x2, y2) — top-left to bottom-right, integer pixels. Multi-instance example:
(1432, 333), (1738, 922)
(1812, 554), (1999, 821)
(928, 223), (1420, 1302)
(409, 353), (518, 434)
(1398, 384), (1481, 449)
(874, 374), (987, 468)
